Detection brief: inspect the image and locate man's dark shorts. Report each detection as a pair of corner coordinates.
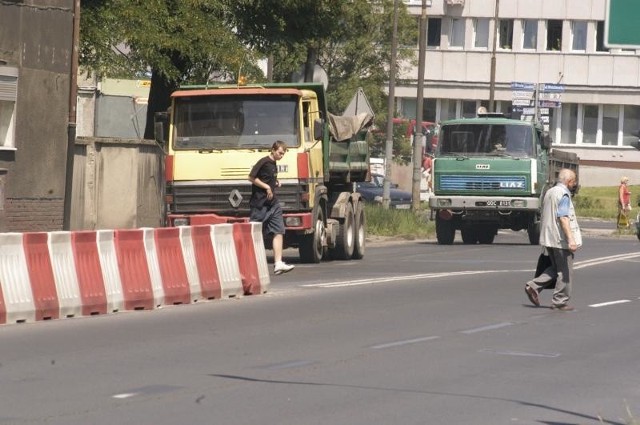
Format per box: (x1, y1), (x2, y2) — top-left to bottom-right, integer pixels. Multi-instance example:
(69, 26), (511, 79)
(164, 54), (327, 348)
(250, 202), (285, 235)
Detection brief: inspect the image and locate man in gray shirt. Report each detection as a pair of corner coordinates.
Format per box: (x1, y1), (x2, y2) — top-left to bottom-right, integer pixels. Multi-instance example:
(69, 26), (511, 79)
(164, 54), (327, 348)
(525, 168), (581, 311)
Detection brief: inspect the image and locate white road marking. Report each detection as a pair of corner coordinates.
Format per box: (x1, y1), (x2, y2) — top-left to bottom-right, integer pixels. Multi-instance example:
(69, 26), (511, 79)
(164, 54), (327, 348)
(301, 270), (505, 288)
(589, 300), (632, 308)
(112, 393), (137, 399)
(574, 252), (640, 269)
(479, 348), (560, 358)
(370, 336), (440, 350)
(300, 252), (640, 289)
(460, 322), (515, 334)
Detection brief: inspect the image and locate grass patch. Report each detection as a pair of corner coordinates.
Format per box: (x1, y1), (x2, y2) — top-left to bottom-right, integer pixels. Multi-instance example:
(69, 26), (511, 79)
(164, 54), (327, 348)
(364, 185), (640, 238)
(364, 204), (433, 238)
(574, 185), (639, 221)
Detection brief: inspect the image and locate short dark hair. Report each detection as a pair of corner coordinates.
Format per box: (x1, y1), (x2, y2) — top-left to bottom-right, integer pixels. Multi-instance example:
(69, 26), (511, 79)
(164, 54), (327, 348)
(272, 140), (288, 152)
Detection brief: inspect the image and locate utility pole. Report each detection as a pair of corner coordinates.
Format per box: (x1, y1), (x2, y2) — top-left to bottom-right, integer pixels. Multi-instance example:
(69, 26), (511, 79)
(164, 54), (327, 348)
(412, 0), (428, 210)
(488, 0), (499, 112)
(63, 0), (80, 230)
(383, 0), (400, 209)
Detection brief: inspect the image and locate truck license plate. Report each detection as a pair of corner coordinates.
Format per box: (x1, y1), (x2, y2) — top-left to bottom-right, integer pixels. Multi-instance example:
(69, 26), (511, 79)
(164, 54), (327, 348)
(476, 200), (511, 207)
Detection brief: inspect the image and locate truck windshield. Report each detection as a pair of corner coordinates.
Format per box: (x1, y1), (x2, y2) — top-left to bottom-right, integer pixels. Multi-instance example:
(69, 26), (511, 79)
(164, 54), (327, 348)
(439, 123), (534, 157)
(173, 94), (299, 150)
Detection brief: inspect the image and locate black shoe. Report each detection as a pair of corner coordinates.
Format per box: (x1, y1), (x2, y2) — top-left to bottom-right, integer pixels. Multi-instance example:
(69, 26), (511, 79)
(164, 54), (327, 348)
(525, 285), (540, 307)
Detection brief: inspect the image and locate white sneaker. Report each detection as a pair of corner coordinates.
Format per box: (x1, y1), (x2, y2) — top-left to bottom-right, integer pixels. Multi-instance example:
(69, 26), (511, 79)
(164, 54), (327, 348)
(274, 261), (294, 275)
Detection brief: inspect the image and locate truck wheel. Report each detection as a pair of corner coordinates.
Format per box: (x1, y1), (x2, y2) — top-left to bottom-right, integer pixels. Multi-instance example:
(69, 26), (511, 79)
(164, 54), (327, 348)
(527, 220), (540, 245)
(477, 227), (496, 244)
(461, 226), (478, 244)
(299, 207), (326, 263)
(352, 201), (366, 260)
(436, 214), (455, 245)
(333, 202), (355, 260)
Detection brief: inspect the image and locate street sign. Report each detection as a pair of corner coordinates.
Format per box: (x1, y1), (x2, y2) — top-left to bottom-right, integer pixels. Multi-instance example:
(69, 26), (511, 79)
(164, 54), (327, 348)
(605, 0), (640, 48)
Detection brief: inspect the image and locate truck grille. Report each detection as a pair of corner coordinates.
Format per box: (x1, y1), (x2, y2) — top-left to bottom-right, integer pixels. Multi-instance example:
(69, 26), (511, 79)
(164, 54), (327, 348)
(168, 182), (308, 215)
(440, 175), (527, 191)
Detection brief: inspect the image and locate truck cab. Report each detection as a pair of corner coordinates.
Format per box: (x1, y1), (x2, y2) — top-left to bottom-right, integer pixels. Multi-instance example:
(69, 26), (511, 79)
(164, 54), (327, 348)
(428, 113), (575, 245)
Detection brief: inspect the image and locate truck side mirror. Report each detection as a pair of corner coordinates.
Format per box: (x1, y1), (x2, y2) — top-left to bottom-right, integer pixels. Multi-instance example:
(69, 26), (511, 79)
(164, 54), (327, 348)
(541, 134), (553, 150)
(313, 118), (324, 141)
(154, 111), (169, 145)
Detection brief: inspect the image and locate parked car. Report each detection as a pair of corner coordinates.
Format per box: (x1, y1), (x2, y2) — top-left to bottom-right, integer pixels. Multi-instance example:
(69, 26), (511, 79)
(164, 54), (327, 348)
(356, 173), (412, 209)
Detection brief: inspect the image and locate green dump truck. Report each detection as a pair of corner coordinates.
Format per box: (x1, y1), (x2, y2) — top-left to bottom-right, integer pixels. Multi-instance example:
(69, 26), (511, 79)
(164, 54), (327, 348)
(428, 113), (579, 245)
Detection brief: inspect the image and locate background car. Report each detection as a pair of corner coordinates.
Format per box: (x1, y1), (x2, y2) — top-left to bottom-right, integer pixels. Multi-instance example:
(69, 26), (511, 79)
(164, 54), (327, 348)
(355, 173), (412, 209)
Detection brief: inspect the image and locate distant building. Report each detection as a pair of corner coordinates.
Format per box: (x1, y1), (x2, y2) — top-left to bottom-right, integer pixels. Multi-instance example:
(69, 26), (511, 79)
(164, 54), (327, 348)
(400, 0), (640, 186)
(0, 0), (76, 231)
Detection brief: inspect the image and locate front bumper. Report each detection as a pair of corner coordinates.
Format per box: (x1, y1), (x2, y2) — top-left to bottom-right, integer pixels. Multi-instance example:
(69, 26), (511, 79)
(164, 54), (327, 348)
(428, 195), (539, 211)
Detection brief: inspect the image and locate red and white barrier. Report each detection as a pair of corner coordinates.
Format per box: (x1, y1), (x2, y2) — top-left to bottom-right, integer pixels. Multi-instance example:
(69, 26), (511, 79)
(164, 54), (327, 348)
(0, 223), (271, 325)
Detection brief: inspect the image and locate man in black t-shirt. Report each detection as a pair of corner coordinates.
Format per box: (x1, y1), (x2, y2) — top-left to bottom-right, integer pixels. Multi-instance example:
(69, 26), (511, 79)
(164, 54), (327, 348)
(248, 140), (294, 275)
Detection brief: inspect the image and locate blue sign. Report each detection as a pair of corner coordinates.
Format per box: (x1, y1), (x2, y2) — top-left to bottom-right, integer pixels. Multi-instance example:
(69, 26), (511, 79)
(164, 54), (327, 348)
(540, 83), (565, 92)
(511, 82), (535, 91)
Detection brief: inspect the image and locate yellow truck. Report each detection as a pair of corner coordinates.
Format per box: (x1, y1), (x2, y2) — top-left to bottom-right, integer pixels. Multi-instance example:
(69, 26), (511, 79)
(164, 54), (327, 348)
(155, 82), (373, 263)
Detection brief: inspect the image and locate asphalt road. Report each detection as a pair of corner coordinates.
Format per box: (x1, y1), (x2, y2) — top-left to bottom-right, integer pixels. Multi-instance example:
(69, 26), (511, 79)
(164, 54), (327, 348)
(0, 229), (638, 425)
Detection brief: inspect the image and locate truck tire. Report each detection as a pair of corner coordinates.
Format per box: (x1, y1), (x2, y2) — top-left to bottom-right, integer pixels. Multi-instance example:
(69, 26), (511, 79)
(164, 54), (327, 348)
(477, 227), (496, 244)
(333, 202), (355, 260)
(461, 226), (479, 244)
(352, 201), (366, 260)
(527, 220), (540, 245)
(299, 207), (326, 263)
(436, 214), (455, 245)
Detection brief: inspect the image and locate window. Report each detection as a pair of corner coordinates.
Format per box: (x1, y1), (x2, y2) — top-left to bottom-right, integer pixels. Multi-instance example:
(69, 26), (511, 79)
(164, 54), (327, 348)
(498, 19), (514, 49)
(474, 18), (489, 48)
(450, 18), (465, 48)
(0, 69), (18, 149)
(560, 103), (577, 144)
(462, 100), (477, 118)
(427, 18), (442, 47)
(595, 21), (609, 52)
(546, 20), (563, 51)
(572, 21), (587, 51)
(622, 105), (640, 146)
(582, 105), (598, 144)
(522, 20), (538, 49)
(602, 105), (619, 145)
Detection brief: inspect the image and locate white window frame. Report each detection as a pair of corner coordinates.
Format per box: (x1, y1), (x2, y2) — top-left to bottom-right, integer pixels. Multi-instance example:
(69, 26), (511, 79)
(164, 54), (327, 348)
(0, 66), (18, 150)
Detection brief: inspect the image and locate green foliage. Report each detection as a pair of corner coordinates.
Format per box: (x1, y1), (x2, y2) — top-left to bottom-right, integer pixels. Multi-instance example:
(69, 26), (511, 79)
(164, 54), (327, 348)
(80, 0), (256, 83)
(365, 204), (433, 238)
(573, 185), (639, 220)
(369, 120), (414, 164)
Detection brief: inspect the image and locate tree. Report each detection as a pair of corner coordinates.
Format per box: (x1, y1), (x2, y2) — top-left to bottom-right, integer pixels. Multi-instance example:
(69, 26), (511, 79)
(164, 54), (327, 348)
(228, 0), (417, 162)
(80, 0), (257, 139)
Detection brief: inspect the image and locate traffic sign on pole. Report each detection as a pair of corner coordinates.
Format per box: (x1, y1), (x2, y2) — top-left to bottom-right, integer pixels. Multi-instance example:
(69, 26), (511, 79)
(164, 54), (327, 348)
(605, 0), (640, 48)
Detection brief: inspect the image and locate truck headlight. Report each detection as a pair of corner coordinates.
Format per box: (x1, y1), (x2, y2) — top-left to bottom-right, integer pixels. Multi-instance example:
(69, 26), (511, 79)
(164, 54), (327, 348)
(512, 200), (526, 208)
(285, 216), (302, 227)
(437, 199), (452, 207)
(173, 218), (190, 226)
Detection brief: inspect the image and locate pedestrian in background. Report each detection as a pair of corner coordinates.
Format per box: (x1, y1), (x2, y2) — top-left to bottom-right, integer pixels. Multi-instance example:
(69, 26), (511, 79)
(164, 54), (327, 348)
(617, 176), (631, 228)
(525, 168), (581, 311)
(249, 140), (294, 275)
(421, 153), (433, 192)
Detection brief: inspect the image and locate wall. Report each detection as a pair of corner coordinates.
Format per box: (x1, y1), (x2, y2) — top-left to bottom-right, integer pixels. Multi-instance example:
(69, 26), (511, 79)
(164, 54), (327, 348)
(71, 137), (164, 230)
(0, 0), (75, 232)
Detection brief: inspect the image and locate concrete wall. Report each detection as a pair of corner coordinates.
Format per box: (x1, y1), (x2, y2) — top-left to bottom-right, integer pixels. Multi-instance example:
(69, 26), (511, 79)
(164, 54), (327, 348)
(0, 0), (75, 232)
(71, 137), (164, 230)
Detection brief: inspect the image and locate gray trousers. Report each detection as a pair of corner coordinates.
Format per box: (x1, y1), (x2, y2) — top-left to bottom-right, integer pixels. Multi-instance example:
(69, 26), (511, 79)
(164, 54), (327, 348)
(528, 247), (574, 306)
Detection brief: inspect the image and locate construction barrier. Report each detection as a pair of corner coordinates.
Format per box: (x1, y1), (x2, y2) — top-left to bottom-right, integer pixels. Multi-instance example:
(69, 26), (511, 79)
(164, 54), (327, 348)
(0, 223), (271, 325)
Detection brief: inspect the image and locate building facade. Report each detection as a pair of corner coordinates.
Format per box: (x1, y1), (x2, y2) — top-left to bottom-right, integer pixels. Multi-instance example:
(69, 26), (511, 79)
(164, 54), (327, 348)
(0, 0), (76, 231)
(399, 0), (640, 186)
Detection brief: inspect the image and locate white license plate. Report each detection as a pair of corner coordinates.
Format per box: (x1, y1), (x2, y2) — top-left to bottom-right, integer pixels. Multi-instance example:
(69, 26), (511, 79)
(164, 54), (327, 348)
(395, 204), (411, 209)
